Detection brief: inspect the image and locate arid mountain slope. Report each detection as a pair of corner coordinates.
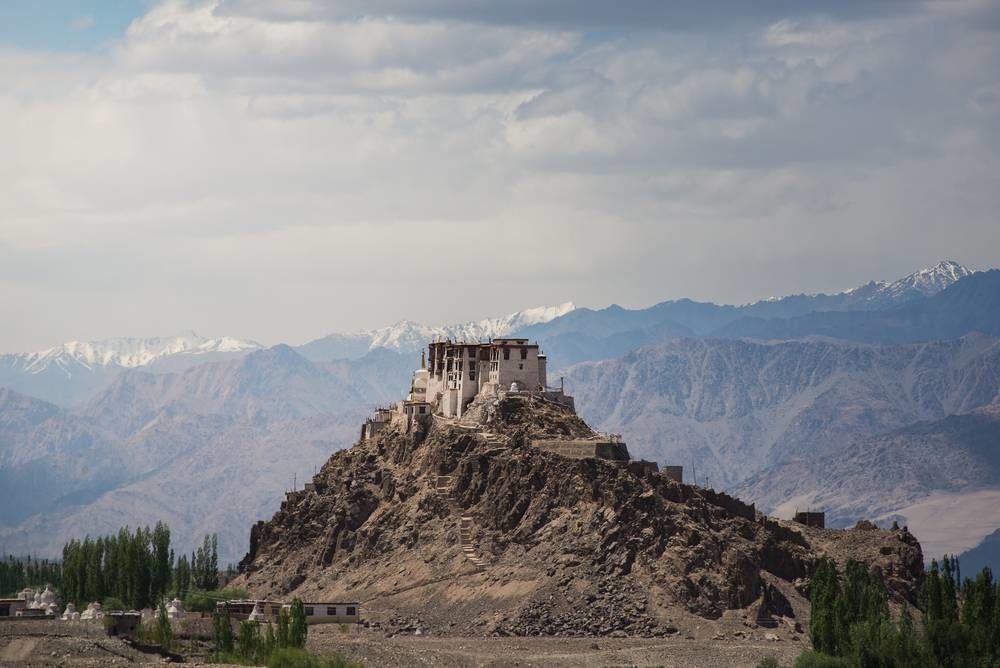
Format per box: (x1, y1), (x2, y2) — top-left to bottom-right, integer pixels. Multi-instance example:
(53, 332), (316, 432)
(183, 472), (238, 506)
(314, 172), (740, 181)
(733, 405), (1000, 556)
(0, 389), (126, 526)
(565, 335), (1000, 488)
(0, 346), (371, 561)
(237, 396), (923, 636)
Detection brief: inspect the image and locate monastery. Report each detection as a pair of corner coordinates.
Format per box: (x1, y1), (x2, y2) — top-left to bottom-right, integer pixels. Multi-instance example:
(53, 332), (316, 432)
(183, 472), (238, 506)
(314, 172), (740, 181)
(362, 337), (576, 440)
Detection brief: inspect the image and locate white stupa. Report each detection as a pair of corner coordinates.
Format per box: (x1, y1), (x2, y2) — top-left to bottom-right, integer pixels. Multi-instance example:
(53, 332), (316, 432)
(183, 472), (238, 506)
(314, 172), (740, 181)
(80, 602), (103, 621)
(30, 591), (43, 609)
(247, 602), (265, 623)
(18, 588), (35, 602)
(45, 602), (59, 616)
(166, 598), (185, 619)
(61, 602), (77, 620)
(39, 585), (57, 606)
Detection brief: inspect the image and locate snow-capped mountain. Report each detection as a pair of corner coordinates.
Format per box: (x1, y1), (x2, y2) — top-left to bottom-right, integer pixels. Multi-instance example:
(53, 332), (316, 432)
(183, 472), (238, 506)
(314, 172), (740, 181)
(741, 260), (975, 318)
(368, 303), (577, 351)
(297, 302), (576, 361)
(8, 332), (261, 373)
(0, 333), (262, 406)
(839, 260), (974, 306)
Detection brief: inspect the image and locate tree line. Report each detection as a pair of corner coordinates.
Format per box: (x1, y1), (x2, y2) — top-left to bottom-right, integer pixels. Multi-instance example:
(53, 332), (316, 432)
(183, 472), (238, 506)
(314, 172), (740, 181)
(798, 556), (1000, 667)
(0, 555), (61, 597)
(60, 522), (222, 609)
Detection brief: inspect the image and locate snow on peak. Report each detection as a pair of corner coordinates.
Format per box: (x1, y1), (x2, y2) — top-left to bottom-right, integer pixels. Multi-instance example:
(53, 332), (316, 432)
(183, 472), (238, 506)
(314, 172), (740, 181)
(837, 260), (973, 300)
(889, 260), (973, 296)
(364, 302), (576, 352)
(16, 333), (262, 373)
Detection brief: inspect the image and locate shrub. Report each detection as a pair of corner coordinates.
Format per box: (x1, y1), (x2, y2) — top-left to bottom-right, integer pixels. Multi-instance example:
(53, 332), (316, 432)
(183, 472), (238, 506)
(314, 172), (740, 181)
(265, 648), (362, 668)
(757, 657), (780, 668)
(793, 651), (851, 668)
(102, 596), (128, 611)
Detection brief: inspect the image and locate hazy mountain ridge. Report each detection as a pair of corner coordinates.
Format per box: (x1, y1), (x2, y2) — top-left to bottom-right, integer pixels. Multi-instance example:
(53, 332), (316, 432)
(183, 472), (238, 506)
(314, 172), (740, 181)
(0, 346), (380, 560)
(564, 335), (1000, 489)
(715, 270), (1000, 343)
(517, 261), (977, 368)
(0, 262), (973, 404)
(0, 388), (129, 526)
(733, 405), (1000, 528)
(296, 302), (576, 361)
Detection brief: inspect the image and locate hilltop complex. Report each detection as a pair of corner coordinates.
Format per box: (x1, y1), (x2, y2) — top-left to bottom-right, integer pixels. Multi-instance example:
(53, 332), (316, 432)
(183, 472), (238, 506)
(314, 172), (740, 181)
(238, 337), (924, 644)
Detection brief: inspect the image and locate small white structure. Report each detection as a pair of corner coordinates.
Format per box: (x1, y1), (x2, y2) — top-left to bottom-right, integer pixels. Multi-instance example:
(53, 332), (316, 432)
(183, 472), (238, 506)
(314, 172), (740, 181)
(45, 602), (59, 616)
(61, 602), (77, 620)
(80, 602), (103, 621)
(247, 602), (265, 623)
(166, 598), (185, 619)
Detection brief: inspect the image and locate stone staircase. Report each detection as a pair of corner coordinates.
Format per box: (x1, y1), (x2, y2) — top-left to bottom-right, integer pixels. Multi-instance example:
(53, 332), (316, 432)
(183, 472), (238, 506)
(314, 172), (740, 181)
(434, 474), (490, 569)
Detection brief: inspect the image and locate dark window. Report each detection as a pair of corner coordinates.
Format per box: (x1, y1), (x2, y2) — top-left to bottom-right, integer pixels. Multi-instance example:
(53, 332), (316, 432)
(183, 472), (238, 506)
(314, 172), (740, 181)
(305, 607), (314, 616)
(419, 406), (426, 414)
(520, 347), (527, 360)
(346, 606), (357, 616)
(503, 348), (510, 360)
(327, 606), (337, 616)
(468, 347), (476, 357)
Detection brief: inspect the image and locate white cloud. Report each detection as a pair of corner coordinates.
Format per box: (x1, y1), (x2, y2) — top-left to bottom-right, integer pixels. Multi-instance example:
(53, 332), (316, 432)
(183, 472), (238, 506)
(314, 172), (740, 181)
(0, 0), (998, 350)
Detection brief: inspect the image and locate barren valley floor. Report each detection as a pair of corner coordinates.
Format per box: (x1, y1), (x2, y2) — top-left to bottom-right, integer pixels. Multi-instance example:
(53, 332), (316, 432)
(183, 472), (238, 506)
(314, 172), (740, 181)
(0, 620), (803, 667)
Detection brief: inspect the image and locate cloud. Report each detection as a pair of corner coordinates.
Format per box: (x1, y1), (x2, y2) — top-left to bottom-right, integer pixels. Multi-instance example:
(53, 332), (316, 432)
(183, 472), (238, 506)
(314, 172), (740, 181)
(0, 0), (998, 350)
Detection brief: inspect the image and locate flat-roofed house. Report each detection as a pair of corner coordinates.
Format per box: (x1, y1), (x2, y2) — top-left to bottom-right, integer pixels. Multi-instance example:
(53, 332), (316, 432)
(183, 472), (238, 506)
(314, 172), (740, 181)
(283, 601), (360, 625)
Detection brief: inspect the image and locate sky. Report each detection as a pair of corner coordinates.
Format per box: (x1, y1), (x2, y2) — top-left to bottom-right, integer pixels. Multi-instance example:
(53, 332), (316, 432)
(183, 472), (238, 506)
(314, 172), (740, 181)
(1, 0), (999, 351)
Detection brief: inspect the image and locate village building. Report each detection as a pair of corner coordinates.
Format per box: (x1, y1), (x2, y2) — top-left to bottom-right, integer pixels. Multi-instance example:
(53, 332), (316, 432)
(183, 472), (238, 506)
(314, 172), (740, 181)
(0, 598), (27, 618)
(283, 601), (360, 625)
(217, 599), (284, 622)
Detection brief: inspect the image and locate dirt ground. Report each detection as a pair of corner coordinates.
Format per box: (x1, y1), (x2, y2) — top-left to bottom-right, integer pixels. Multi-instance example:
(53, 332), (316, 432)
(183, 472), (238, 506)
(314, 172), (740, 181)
(1, 618), (805, 667)
(306, 627), (804, 667)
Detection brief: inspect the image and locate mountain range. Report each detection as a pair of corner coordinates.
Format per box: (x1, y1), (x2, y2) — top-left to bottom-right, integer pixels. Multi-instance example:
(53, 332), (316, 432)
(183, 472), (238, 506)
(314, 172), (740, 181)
(1, 259), (998, 568)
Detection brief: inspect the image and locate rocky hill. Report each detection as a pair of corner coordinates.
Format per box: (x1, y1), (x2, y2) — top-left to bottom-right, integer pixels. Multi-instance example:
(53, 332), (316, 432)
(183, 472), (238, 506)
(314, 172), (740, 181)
(236, 396), (923, 637)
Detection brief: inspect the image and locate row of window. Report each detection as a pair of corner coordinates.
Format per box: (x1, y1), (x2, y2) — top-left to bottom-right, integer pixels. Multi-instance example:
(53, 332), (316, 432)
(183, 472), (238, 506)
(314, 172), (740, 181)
(303, 605), (357, 617)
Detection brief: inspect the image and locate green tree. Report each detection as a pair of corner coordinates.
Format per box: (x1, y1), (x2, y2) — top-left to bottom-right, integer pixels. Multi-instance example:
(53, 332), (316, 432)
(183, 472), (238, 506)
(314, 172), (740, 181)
(289, 598), (308, 648)
(277, 608), (291, 648)
(172, 554), (191, 598)
(238, 620), (263, 663)
(151, 522), (172, 603)
(809, 558), (841, 655)
(213, 607), (235, 654)
(154, 602), (174, 650)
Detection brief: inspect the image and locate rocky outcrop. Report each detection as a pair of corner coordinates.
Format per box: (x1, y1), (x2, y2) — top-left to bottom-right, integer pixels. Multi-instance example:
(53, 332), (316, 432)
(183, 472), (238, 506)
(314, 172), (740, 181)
(237, 396), (923, 636)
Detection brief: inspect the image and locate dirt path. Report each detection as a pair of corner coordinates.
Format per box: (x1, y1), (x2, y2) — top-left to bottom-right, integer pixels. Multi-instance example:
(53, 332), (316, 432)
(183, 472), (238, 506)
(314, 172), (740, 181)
(0, 637), (38, 662)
